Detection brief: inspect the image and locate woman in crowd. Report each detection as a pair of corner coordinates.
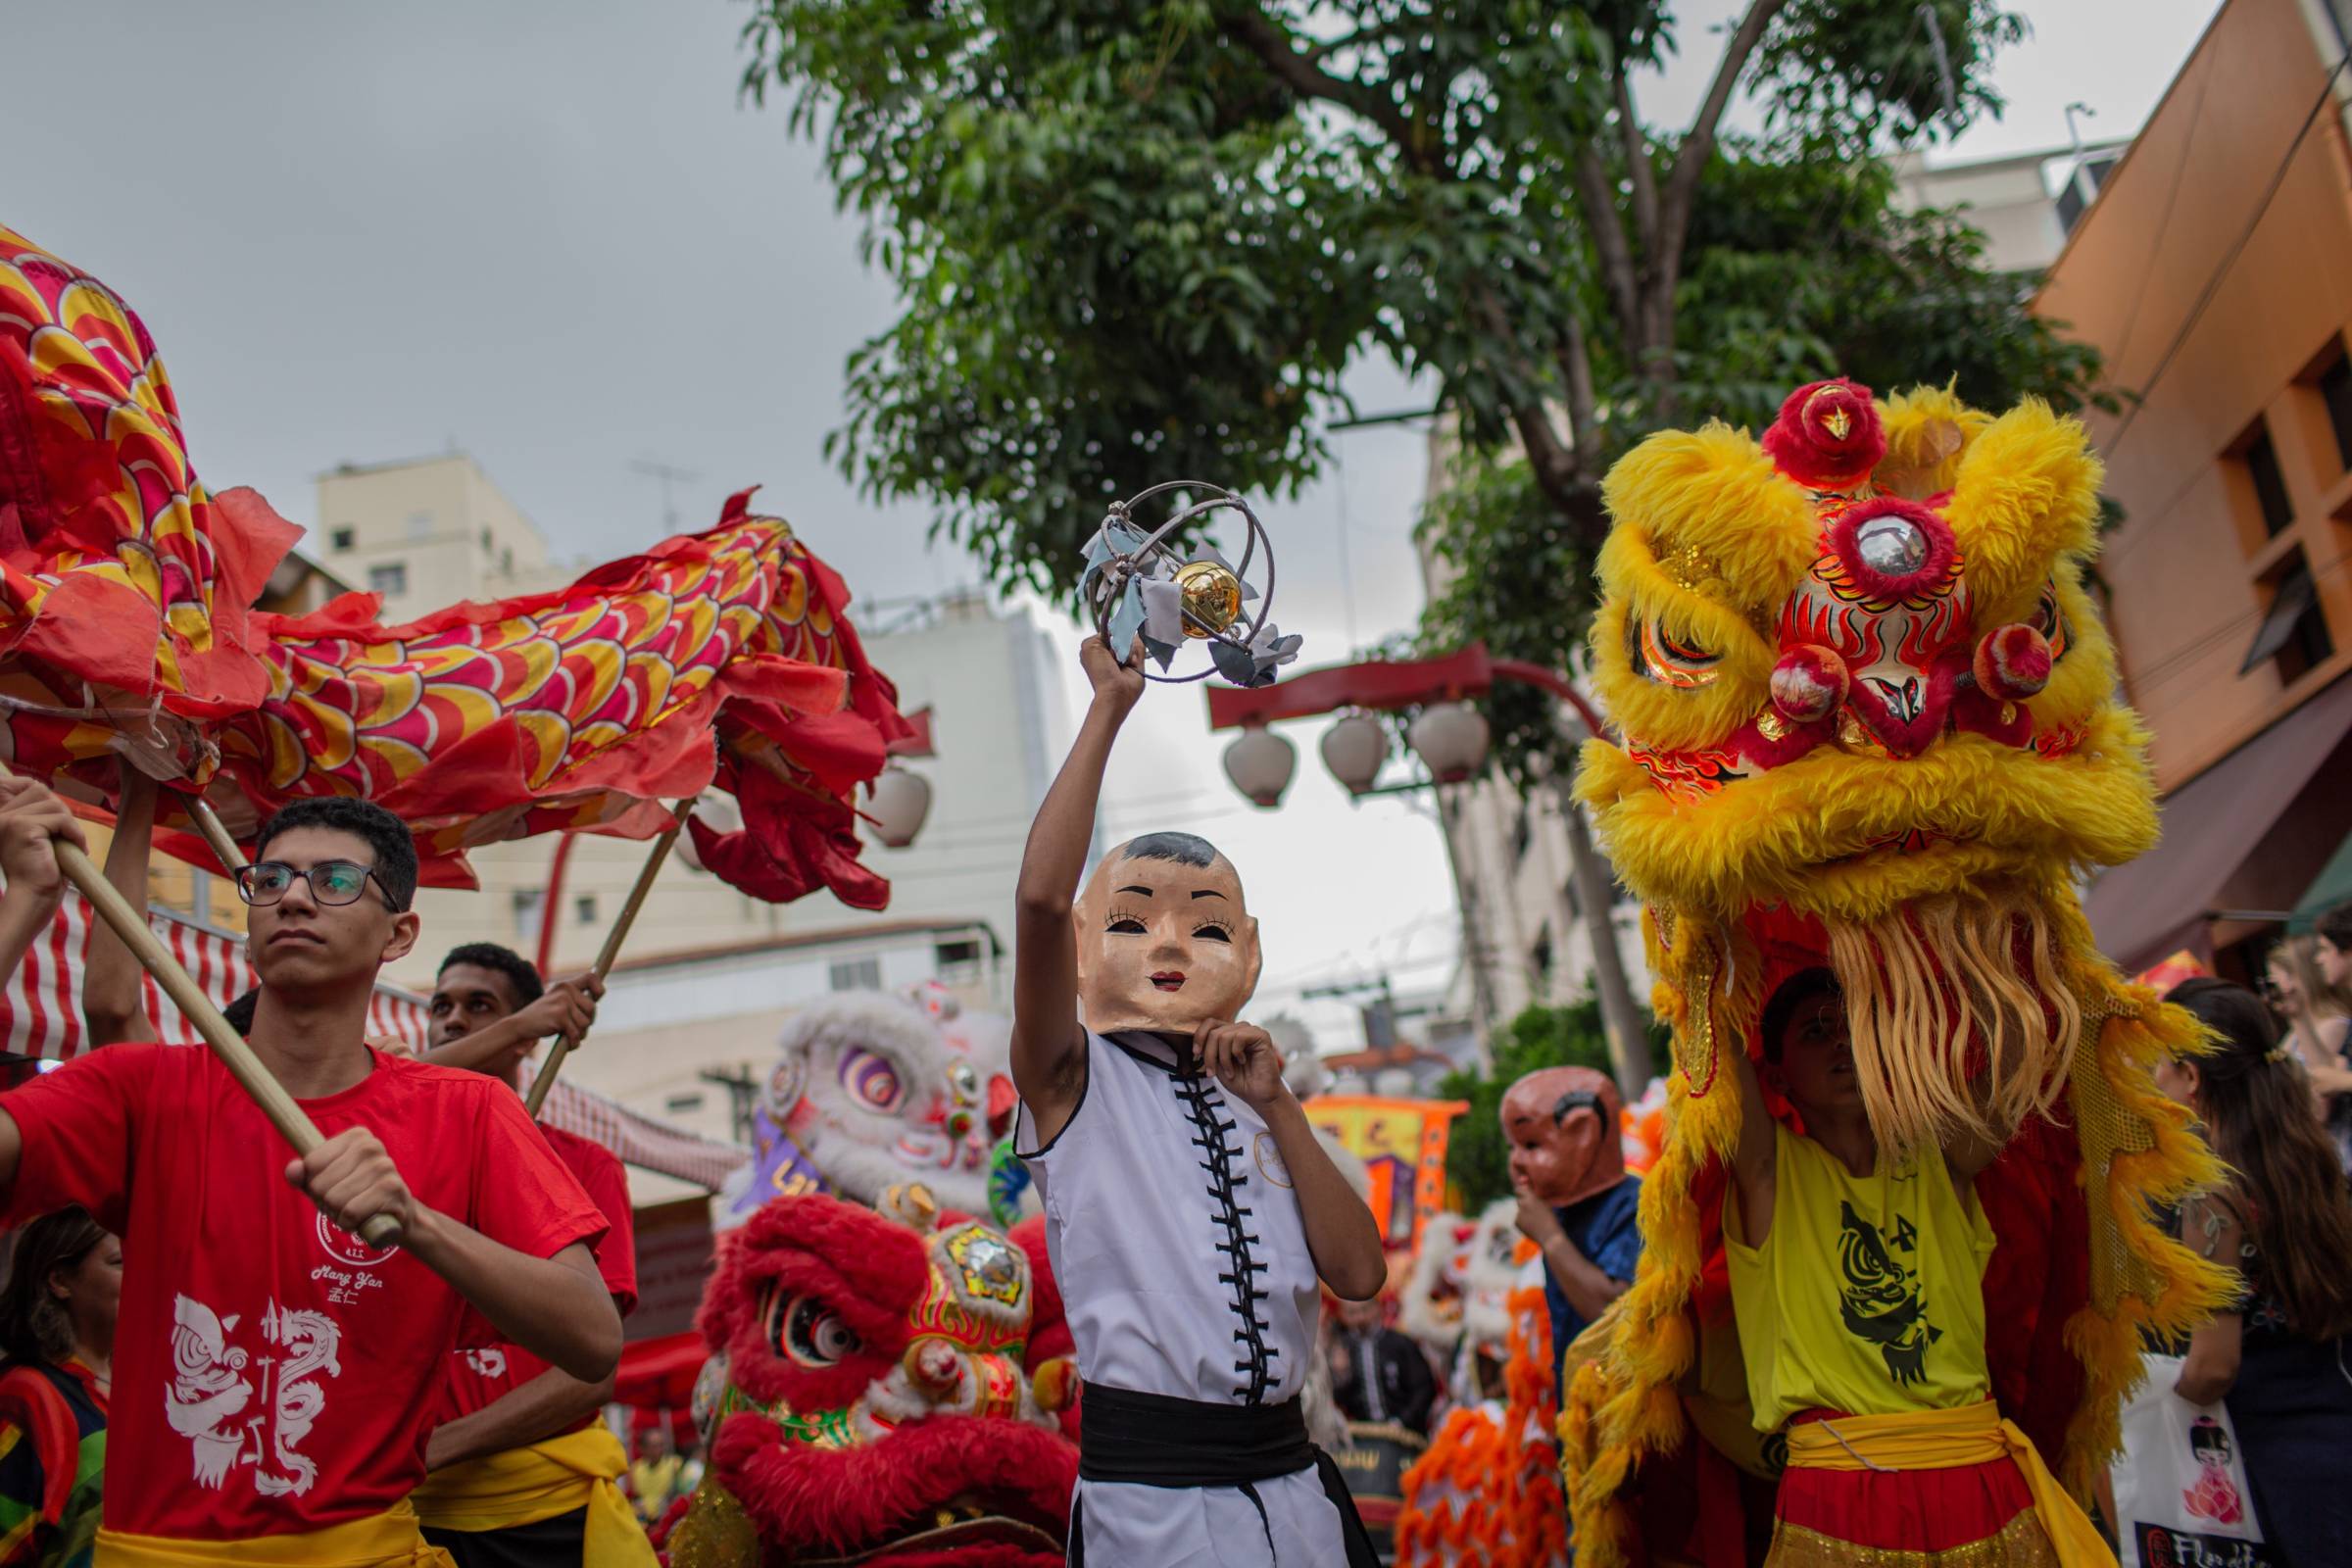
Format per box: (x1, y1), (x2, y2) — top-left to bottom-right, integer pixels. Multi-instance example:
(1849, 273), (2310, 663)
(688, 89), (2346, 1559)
(2159, 978), (2352, 1564)
(0, 1208), (120, 1567)
(2266, 937), (2352, 1173)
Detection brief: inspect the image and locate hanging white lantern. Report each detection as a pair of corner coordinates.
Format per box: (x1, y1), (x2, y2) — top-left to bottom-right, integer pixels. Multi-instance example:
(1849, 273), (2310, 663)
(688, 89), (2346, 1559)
(674, 791), (743, 873)
(869, 766), (933, 849)
(1222, 725), (1297, 808)
(1318, 711), (1389, 795)
(1408, 702), (1491, 784)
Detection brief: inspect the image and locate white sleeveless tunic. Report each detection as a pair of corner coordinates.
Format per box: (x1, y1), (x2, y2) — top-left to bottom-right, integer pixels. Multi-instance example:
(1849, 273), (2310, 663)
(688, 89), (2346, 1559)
(1016, 1028), (1347, 1566)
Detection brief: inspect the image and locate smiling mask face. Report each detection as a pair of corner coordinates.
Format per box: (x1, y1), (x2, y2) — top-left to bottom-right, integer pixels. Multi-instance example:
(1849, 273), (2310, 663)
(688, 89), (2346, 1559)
(1073, 833), (1262, 1035)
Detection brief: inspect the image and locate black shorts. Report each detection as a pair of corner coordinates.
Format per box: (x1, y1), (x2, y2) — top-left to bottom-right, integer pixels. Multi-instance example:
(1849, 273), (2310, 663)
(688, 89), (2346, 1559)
(421, 1506), (588, 1568)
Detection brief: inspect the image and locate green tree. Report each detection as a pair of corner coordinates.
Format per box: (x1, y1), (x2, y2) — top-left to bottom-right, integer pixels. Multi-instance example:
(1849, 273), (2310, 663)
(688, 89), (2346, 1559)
(740, 0), (2107, 777)
(1437, 996), (1664, 1212)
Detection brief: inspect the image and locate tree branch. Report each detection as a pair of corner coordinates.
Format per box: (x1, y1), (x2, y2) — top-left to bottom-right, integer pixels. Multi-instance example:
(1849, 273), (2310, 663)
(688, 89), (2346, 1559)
(1220, 8), (1442, 176)
(1614, 70), (1659, 265)
(1462, 286), (1602, 542)
(1571, 146), (1642, 351)
(1559, 313), (1603, 473)
(1659, 0), (1790, 259)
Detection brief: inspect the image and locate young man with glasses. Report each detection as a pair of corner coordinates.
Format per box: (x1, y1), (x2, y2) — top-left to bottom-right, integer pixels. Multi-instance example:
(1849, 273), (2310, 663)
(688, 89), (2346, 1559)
(409, 943), (653, 1567)
(0, 780), (621, 1567)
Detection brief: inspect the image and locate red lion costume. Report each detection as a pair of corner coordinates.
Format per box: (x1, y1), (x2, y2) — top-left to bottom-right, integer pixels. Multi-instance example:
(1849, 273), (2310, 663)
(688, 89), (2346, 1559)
(657, 1196), (1077, 1566)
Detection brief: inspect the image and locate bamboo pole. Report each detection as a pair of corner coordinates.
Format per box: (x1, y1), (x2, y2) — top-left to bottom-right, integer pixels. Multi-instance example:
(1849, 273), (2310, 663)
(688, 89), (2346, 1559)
(48, 835), (404, 1248)
(181, 793), (246, 877)
(521, 801), (694, 1118)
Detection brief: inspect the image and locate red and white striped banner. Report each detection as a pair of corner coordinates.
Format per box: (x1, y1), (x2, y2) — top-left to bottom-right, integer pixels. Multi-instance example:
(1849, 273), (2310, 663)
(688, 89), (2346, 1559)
(0, 894), (746, 1192)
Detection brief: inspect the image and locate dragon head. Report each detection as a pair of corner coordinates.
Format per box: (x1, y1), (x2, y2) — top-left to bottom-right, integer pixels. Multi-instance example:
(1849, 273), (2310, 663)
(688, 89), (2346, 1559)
(694, 1195), (1076, 1565)
(1579, 379), (2157, 1153)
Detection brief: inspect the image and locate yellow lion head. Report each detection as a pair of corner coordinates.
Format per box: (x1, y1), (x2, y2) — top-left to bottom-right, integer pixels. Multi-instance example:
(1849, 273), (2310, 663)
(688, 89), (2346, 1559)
(1578, 378), (2154, 930)
(1576, 379), (2169, 1157)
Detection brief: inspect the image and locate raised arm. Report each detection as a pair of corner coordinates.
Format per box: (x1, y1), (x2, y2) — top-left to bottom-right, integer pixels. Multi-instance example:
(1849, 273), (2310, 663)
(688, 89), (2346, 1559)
(83, 766), (157, 1046)
(1011, 636), (1141, 1147)
(1729, 1038), (1778, 1246)
(0, 777), (82, 1004)
(421, 973), (602, 1079)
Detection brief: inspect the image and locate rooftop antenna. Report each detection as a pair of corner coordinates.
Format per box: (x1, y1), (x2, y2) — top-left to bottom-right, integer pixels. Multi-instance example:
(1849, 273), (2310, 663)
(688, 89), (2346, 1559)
(629, 458), (700, 533)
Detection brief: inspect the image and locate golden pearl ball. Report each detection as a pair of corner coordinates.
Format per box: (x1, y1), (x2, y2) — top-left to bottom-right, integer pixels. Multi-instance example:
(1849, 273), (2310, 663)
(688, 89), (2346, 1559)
(1174, 560), (1244, 638)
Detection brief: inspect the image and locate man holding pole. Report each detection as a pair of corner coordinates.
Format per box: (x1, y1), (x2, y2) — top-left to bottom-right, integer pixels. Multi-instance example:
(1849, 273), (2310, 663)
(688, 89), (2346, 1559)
(0, 776), (622, 1567)
(411, 943), (653, 1567)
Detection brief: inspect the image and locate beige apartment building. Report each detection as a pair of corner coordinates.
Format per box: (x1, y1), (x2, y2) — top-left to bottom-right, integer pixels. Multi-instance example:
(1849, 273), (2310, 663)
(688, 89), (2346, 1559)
(315, 452), (558, 618)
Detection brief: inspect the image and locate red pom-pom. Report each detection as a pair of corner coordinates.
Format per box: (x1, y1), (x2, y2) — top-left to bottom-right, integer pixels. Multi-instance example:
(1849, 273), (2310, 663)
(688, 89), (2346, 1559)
(1771, 644), (1848, 723)
(1762, 378), (1886, 489)
(1974, 623), (2052, 702)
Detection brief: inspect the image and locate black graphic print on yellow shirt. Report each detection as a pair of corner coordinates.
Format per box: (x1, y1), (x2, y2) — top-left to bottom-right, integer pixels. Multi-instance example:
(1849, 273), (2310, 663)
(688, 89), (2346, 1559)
(1836, 1199), (1941, 1385)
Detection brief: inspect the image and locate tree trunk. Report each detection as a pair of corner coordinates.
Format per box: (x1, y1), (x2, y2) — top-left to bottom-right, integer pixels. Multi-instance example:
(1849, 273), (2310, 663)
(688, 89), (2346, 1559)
(1556, 782), (1649, 1104)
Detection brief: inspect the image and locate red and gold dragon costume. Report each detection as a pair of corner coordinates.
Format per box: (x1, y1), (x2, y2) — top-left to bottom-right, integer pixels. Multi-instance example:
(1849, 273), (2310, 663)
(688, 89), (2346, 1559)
(1559, 379), (2234, 1563)
(0, 221), (907, 906)
(657, 1194), (1077, 1567)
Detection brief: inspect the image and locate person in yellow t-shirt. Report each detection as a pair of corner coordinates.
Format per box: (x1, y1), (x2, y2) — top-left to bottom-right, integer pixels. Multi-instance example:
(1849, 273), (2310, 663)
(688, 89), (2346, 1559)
(1724, 968), (2112, 1568)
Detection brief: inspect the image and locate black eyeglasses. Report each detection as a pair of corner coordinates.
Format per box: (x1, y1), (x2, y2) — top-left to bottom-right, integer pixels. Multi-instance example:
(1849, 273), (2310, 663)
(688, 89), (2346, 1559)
(234, 859), (399, 911)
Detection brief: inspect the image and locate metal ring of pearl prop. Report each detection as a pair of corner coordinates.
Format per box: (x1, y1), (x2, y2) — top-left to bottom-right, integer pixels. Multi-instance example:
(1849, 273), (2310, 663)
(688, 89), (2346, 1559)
(1082, 482), (1300, 687)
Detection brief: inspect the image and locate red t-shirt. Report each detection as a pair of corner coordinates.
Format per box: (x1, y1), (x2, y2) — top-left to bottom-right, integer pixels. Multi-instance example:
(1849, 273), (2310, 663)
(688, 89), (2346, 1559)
(436, 1123), (637, 1434)
(0, 1044), (607, 1541)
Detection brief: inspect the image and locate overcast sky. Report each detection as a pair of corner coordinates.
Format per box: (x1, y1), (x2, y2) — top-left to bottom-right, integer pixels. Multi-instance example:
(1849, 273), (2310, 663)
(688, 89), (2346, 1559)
(6, 0), (2223, 1048)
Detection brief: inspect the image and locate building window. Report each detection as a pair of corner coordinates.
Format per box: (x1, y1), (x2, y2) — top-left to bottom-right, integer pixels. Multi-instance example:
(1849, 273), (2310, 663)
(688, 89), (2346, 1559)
(479, 527), (493, 551)
(829, 956), (882, 993)
(511, 889), (544, 944)
(934, 937), (983, 980)
(664, 1093), (706, 1114)
(1510, 805), (1533, 865)
(2240, 554), (2333, 683)
(2242, 427), (2293, 538)
(330, 526), (356, 552)
(574, 894), (599, 924)
(368, 562), (408, 597)
(1531, 929), (1554, 986)
(2319, 352), (2352, 472)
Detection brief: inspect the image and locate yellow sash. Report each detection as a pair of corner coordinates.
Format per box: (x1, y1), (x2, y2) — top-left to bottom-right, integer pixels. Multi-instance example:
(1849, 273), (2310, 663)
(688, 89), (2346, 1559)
(96, 1501), (451, 1566)
(408, 1424), (656, 1566)
(1784, 1401), (2114, 1568)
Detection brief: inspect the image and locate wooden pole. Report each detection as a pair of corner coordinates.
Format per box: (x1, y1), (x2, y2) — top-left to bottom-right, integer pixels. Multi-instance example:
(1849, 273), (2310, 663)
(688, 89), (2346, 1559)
(521, 801), (693, 1118)
(49, 836), (404, 1248)
(180, 793), (247, 877)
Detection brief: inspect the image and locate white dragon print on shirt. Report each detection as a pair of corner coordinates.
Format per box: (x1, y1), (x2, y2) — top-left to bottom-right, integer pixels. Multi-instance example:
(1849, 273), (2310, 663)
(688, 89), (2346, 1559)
(166, 1294), (345, 1496)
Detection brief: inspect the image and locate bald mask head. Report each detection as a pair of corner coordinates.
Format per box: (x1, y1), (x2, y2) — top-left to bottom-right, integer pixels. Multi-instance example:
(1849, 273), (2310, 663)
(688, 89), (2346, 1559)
(1073, 833), (1262, 1034)
(1502, 1065), (1626, 1207)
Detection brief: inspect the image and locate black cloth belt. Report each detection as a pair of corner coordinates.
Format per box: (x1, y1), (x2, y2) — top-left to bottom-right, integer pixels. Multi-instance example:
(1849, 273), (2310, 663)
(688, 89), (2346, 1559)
(1076, 1383), (1378, 1567)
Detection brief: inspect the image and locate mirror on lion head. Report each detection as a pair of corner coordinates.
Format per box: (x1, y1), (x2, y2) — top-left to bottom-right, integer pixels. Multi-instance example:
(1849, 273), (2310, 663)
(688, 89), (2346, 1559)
(1072, 832), (1262, 1034)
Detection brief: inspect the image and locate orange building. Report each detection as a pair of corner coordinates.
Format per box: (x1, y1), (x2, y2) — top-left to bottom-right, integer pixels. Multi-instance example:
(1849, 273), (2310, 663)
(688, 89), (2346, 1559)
(2037, 0), (2352, 975)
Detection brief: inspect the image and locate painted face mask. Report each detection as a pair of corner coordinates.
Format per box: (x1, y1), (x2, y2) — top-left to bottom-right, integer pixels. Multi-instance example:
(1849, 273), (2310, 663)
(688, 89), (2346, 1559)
(1072, 832), (1262, 1035)
(1501, 1066), (1626, 1209)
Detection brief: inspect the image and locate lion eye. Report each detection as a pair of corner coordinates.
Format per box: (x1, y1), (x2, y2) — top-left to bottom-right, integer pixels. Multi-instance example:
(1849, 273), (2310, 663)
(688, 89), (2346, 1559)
(2030, 582), (2073, 662)
(1628, 614), (1722, 688)
(767, 1291), (861, 1368)
(837, 1048), (906, 1113)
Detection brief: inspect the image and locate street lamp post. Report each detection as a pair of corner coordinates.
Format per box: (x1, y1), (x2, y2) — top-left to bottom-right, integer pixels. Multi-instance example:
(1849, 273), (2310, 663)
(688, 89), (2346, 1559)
(1205, 643), (1651, 1103)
